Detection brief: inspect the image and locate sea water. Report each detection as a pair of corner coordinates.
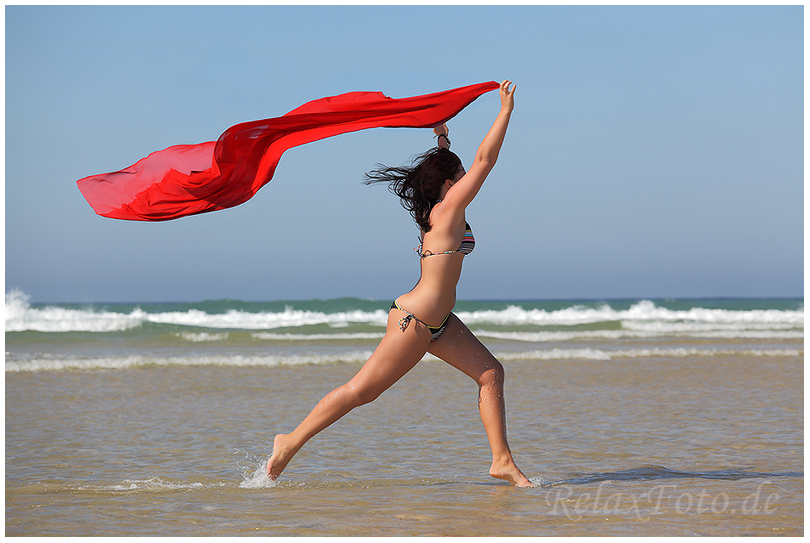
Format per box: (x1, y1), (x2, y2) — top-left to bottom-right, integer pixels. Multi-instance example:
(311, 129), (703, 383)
(5, 290), (803, 535)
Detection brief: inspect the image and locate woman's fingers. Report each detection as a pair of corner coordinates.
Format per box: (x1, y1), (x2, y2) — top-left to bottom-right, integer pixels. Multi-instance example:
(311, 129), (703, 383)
(500, 80), (516, 99)
(499, 80), (515, 110)
(433, 123), (448, 136)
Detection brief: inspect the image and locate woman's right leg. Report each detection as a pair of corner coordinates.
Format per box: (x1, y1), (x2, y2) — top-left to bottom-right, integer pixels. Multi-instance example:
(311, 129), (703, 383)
(267, 309), (432, 480)
(427, 313), (532, 487)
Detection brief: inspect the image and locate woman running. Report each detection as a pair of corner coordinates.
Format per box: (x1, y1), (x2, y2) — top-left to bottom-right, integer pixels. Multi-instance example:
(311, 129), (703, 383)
(267, 80), (531, 487)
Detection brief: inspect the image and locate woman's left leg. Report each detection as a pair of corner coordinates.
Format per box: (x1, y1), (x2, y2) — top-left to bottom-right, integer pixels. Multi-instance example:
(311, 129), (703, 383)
(428, 313), (532, 487)
(267, 309), (432, 480)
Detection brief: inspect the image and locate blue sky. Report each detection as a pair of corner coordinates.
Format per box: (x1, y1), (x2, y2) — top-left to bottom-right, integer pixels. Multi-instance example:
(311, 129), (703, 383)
(5, 5), (804, 303)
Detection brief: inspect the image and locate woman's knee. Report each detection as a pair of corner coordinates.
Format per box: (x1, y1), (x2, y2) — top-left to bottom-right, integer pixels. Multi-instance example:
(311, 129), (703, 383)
(354, 388), (382, 407)
(341, 382), (382, 408)
(478, 359), (505, 388)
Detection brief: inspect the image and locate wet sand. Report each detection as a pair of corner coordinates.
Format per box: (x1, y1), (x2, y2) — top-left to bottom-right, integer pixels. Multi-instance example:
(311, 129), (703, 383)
(6, 350), (803, 536)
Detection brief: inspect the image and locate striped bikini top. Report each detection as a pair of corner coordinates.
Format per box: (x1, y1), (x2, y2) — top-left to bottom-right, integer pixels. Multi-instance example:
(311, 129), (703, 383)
(416, 222), (475, 258)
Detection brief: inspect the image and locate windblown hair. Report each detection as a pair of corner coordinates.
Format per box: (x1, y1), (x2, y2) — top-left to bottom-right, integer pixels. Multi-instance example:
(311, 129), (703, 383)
(364, 147), (462, 232)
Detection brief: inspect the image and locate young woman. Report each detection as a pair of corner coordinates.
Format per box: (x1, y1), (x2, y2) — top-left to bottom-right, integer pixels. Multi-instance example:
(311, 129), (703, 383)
(267, 80), (531, 487)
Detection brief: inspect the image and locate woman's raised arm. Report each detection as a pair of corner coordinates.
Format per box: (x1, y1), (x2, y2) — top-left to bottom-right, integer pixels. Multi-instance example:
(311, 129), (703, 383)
(441, 80), (516, 211)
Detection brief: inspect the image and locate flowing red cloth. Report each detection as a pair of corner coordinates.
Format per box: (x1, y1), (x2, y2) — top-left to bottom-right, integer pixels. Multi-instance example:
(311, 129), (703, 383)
(77, 81), (499, 221)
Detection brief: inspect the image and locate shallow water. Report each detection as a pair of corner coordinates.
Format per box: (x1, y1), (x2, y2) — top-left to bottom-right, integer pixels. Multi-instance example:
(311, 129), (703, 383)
(6, 351), (803, 536)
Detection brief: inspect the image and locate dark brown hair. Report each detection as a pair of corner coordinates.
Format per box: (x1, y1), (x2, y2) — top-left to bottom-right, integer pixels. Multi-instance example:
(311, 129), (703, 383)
(364, 147), (462, 232)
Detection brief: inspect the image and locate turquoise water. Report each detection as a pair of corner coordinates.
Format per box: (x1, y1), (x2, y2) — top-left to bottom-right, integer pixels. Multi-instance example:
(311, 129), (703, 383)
(5, 292), (802, 371)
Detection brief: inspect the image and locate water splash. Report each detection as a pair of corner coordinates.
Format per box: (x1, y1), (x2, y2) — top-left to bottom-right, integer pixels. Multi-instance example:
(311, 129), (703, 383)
(239, 461), (278, 489)
(235, 447), (277, 489)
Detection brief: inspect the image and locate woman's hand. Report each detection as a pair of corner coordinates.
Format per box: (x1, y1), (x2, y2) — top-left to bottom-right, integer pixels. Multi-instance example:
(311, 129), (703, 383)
(499, 80), (516, 112)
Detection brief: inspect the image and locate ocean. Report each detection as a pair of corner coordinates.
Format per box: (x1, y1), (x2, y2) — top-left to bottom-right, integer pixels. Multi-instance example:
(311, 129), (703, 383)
(5, 291), (803, 535)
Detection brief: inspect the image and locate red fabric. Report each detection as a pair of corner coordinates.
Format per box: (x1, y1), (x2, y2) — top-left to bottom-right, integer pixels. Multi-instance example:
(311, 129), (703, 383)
(77, 81), (500, 221)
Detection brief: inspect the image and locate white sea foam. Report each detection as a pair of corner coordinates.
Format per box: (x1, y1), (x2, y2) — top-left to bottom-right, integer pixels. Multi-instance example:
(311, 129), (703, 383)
(5, 290), (802, 338)
(175, 332), (229, 342)
(4, 351), (376, 372)
(144, 308), (390, 330)
(252, 332), (385, 341)
(78, 477), (214, 493)
(6, 347), (800, 372)
(497, 347), (803, 361)
(455, 300), (803, 327)
(4, 290), (143, 333)
(474, 327), (804, 342)
(4, 290), (392, 332)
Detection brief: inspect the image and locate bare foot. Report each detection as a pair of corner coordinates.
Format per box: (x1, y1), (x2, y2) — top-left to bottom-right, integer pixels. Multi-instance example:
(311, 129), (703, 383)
(490, 459), (533, 487)
(266, 434), (298, 480)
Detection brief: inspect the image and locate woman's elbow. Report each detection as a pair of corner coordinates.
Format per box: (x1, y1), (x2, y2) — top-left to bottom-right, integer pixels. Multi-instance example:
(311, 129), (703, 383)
(473, 155), (495, 174)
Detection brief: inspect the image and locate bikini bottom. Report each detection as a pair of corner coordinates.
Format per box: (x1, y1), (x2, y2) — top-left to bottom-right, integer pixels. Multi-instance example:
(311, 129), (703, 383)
(390, 299), (450, 342)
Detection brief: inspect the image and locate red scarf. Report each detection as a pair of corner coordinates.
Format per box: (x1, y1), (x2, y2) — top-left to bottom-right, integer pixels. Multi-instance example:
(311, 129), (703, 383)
(77, 81), (499, 221)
